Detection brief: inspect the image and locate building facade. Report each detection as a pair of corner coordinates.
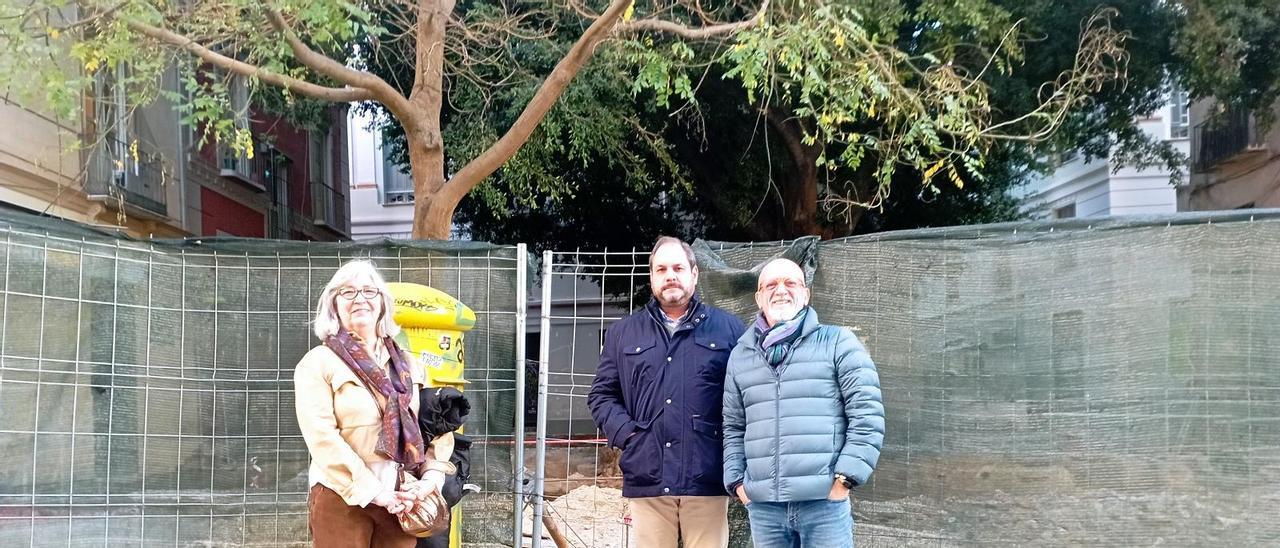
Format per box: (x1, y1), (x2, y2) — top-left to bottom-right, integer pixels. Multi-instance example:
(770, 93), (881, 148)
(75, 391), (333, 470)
(1180, 100), (1280, 210)
(1017, 87), (1191, 219)
(347, 110), (415, 240)
(0, 69), (350, 241)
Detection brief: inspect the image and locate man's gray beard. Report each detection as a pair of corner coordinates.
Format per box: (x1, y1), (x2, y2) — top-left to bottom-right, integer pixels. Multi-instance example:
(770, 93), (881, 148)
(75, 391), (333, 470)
(766, 304), (802, 323)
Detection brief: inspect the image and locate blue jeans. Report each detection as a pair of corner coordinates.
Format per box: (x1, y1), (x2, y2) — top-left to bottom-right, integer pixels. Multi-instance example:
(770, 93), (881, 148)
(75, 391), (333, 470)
(745, 498), (854, 548)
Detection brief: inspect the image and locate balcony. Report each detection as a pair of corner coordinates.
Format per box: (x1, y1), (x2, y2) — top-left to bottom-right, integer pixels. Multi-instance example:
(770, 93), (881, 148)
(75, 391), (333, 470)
(312, 179), (340, 229)
(218, 143), (270, 191)
(84, 137), (168, 218)
(1192, 106), (1266, 172)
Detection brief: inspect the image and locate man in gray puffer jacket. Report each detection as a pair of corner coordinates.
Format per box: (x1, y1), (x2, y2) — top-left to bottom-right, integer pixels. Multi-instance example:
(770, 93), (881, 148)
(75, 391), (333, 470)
(723, 258), (884, 547)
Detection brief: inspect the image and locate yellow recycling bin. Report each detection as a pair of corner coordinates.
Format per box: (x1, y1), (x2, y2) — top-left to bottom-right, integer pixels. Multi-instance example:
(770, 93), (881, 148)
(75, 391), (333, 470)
(387, 282), (475, 548)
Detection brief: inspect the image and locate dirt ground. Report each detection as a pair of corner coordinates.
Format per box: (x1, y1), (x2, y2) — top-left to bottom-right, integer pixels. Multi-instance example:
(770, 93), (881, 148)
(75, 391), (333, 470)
(524, 446), (1280, 546)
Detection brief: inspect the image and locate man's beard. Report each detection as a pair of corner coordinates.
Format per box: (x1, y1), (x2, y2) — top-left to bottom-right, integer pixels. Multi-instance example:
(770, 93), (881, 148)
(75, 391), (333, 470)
(657, 285), (691, 306)
(765, 301), (803, 323)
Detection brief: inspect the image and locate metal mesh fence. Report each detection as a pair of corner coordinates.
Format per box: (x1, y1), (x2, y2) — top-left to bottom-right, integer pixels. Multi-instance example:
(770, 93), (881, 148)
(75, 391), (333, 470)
(531, 212), (1280, 547)
(528, 251), (650, 547)
(4, 205), (1279, 547)
(0, 209), (526, 547)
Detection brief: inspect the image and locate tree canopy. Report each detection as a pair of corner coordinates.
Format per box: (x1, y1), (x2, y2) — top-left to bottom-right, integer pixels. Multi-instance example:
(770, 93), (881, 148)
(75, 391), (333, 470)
(1, 0), (1126, 239)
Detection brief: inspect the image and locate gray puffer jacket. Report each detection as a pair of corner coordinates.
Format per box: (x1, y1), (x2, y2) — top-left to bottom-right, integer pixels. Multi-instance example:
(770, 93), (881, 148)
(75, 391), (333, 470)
(722, 308), (884, 502)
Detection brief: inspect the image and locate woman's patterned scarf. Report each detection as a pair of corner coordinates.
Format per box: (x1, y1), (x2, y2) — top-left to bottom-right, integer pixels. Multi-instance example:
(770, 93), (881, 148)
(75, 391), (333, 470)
(325, 331), (426, 470)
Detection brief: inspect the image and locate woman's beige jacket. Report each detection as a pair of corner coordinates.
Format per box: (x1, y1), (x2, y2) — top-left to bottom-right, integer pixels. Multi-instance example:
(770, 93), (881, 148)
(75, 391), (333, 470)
(293, 344), (428, 506)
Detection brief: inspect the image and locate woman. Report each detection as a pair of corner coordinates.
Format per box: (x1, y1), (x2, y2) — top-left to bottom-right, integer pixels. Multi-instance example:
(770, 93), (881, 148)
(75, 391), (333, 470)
(295, 260), (452, 547)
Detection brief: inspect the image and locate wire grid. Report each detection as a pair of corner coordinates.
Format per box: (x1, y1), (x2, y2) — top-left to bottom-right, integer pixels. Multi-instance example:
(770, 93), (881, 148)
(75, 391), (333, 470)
(0, 224), (525, 547)
(528, 249), (651, 548)
(527, 217), (1280, 547)
(693, 219), (1280, 546)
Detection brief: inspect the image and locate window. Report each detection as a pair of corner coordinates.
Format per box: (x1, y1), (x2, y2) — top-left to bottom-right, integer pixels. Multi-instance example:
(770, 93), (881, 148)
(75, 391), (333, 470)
(1053, 203), (1076, 219)
(310, 129), (339, 227)
(87, 65), (167, 214)
(95, 65), (129, 188)
(267, 158), (290, 239)
(218, 76), (261, 187)
(1169, 83), (1190, 139)
(380, 144), (414, 205)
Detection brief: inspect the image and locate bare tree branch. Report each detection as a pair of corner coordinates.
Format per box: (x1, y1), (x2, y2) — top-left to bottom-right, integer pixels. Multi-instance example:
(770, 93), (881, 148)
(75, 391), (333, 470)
(981, 8), (1128, 141)
(443, 0), (633, 202)
(263, 9), (416, 122)
(126, 20), (374, 103)
(616, 0), (769, 40)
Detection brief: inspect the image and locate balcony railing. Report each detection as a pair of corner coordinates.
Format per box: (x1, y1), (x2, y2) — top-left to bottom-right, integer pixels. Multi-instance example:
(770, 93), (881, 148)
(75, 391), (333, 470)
(218, 143), (270, 191)
(312, 179), (340, 228)
(1192, 106), (1265, 172)
(84, 137), (168, 217)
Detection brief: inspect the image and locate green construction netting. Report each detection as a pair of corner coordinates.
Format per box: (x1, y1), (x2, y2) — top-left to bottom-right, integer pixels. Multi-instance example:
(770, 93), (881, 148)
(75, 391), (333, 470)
(3, 204), (1279, 547)
(0, 207), (523, 546)
(693, 211), (1280, 546)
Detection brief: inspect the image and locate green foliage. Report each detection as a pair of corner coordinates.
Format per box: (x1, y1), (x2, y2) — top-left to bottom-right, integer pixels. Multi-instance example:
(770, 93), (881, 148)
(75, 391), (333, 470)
(621, 0), (1060, 213)
(0, 0), (364, 152)
(5, 0), (1278, 245)
(1175, 0), (1280, 123)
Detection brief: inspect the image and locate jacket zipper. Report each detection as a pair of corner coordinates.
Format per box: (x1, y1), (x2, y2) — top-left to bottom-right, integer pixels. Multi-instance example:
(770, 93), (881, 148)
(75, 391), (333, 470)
(773, 367), (781, 501)
(763, 330), (804, 501)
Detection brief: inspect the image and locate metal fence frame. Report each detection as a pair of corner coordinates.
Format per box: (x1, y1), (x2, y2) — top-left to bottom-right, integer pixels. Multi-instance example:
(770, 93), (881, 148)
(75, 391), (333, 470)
(0, 219), (530, 547)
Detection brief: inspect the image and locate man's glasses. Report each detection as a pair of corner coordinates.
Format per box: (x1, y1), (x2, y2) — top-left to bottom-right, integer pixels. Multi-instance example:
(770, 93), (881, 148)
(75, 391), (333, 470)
(758, 278), (805, 293)
(336, 287), (381, 300)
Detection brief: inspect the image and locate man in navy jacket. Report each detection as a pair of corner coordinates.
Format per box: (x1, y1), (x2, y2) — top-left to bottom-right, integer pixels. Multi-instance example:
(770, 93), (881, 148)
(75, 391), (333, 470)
(588, 236), (746, 548)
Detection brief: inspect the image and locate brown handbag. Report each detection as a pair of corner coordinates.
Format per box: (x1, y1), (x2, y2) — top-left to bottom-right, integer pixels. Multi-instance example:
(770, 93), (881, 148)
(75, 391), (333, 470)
(395, 467), (451, 538)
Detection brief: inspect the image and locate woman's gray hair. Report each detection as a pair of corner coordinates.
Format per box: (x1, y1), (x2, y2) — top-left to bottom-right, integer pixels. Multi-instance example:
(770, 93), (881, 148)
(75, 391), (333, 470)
(312, 259), (401, 341)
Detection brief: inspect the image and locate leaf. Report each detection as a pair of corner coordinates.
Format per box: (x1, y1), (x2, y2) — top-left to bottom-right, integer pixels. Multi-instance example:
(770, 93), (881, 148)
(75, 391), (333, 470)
(923, 159), (944, 181)
(948, 165), (964, 189)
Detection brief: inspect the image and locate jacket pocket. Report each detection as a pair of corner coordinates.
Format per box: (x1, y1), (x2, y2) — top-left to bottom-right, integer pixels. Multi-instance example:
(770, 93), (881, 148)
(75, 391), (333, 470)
(693, 337), (731, 377)
(623, 342), (660, 421)
(618, 425), (661, 487)
(690, 417), (724, 485)
(693, 336), (730, 353)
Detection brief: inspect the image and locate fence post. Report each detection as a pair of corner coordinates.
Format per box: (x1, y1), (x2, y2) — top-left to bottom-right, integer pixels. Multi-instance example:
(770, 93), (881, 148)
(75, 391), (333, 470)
(513, 243), (528, 548)
(532, 250), (553, 547)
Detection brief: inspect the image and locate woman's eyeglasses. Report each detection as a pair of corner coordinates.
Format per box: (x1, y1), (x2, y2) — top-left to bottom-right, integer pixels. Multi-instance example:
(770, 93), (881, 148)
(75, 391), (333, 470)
(336, 287), (381, 300)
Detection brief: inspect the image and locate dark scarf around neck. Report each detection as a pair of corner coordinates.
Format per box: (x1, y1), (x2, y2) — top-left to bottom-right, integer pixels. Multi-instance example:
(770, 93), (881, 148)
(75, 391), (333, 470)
(754, 307), (808, 367)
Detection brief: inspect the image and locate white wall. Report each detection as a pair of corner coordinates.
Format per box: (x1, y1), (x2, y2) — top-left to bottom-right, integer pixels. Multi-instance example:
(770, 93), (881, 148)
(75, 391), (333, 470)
(1018, 93), (1188, 219)
(347, 110), (414, 239)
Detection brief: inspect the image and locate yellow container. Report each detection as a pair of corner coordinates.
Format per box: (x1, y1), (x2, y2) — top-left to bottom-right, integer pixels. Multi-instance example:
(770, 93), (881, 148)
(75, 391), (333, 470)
(387, 282), (475, 387)
(387, 282), (475, 547)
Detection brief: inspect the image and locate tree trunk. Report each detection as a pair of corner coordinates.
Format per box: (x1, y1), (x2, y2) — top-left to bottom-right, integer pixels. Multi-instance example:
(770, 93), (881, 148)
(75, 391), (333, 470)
(408, 133), (455, 239)
(402, 0), (635, 240)
(765, 107), (860, 239)
(777, 150), (821, 237)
